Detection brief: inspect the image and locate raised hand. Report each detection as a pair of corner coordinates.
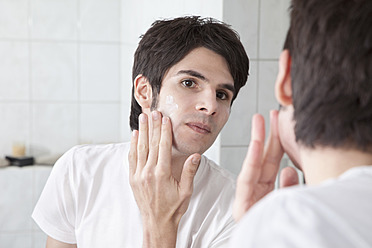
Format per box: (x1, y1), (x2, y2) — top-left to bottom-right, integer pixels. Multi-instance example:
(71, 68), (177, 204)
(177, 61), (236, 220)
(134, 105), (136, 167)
(233, 110), (298, 222)
(128, 111), (201, 248)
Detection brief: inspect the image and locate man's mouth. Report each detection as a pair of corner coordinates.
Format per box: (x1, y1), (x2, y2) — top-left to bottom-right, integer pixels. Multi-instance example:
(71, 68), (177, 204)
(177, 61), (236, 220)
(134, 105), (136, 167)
(186, 122), (211, 134)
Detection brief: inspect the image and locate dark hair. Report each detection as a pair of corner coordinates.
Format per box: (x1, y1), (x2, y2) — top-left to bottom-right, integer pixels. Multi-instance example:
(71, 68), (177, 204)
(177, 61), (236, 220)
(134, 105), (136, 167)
(129, 16), (249, 130)
(287, 0), (372, 151)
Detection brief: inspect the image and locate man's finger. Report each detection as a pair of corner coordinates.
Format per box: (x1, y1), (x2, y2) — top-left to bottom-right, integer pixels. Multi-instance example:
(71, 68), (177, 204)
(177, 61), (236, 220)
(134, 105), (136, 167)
(179, 153), (200, 193)
(147, 111), (162, 167)
(261, 110), (284, 183)
(279, 166), (299, 188)
(157, 116), (173, 175)
(137, 113), (149, 171)
(233, 139), (263, 222)
(238, 114), (265, 185)
(129, 130), (139, 177)
(233, 114), (265, 222)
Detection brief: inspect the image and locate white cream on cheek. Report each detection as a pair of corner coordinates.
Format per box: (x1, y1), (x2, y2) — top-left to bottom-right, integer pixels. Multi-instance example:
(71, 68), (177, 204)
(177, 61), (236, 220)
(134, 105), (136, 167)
(164, 95), (179, 118)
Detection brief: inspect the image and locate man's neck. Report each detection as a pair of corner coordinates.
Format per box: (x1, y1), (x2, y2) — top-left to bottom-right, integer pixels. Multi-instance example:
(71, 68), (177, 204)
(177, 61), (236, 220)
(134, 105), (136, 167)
(300, 147), (372, 185)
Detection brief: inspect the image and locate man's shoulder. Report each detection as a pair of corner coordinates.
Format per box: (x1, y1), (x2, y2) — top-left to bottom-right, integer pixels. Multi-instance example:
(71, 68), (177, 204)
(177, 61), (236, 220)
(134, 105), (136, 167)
(70, 142), (130, 156)
(234, 181), (372, 247)
(54, 142), (130, 174)
(240, 175), (372, 229)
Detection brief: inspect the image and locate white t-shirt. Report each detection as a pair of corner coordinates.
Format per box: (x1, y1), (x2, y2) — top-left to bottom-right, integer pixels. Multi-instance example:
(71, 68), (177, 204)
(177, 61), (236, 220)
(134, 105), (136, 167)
(32, 142), (236, 248)
(230, 166), (372, 248)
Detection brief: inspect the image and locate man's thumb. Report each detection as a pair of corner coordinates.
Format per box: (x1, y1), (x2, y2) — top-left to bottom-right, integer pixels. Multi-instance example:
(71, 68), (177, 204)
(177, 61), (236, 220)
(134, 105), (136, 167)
(179, 154), (201, 191)
(279, 166), (299, 188)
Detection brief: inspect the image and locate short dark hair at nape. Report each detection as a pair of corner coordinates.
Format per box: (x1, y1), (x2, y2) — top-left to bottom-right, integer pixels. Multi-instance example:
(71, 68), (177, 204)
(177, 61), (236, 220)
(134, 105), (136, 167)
(129, 16), (249, 130)
(288, 0), (372, 151)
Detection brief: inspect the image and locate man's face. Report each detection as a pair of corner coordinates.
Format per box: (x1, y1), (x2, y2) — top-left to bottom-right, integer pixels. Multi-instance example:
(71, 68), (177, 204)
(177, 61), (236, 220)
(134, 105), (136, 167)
(155, 47), (234, 157)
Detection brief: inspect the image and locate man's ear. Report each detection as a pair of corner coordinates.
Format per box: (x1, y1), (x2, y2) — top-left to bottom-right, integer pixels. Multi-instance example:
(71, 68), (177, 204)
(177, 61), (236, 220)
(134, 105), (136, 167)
(275, 50), (293, 106)
(134, 74), (152, 109)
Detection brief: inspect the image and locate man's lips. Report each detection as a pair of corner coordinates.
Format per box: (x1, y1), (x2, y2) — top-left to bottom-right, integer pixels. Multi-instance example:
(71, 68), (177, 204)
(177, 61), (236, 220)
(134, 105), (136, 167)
(186, 122), (211, 134)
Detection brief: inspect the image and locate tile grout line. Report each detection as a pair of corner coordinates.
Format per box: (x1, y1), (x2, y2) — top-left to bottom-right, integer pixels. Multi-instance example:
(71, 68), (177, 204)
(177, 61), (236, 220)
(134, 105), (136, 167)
(77, 0), (81, 145)
(118, 0), (123, 142)
(256, 0), (261, 114)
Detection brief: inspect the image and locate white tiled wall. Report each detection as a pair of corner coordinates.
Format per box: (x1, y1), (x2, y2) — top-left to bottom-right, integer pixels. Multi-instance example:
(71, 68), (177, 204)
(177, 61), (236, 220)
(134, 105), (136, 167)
(0, 0), (122, 159)
(0, 166), (52, 247)
(0, 0), (122, 246)
(0, 0), (291, 246)
(221, 0), (291, 175)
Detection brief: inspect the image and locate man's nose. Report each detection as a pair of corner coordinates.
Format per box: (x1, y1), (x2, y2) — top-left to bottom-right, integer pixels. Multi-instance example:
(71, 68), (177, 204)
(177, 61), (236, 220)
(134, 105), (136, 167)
(195, 90), (217, 116)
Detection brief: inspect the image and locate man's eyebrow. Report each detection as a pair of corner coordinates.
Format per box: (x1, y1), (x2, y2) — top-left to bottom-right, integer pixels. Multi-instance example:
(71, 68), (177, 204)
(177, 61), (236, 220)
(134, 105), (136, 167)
(176, 69), (235, 95)
(176, 70), (207, 81)
(221, 83), (235, 95)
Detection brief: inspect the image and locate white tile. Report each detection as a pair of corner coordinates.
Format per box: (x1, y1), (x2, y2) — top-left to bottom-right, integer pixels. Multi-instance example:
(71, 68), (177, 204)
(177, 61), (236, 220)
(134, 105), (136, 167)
(121, 101), (131, 142)
(120, 0), (147, 45)
(0, 41), (29, 101)
(120, 44), (135, 91)
(141, 0), (190, 23)
(182, 0), (222, 18)
(204, 135), (220, 165)
(220, 146), (248, 176)
(120, 0), (223, 45)
(31, 166), (52, 230)
(142, 0), (191, 19)
(32, 231), (47, 248)
(31, 42), (78, 101)
(121, 113), (132, 141)
(0, 232), (32, 248)
(257, 61), (279, 134)
(223, 0), (259, 59)
(30, 0), (78, 40)
(80, 43), (120, 102)
(31, 103), (78, 157)
(0, 0), (29, 39)
(80, 103), (121, 144)
(120, 91), (131, 142)
(221, 145), (292, 180)
(221, 61), (258, 146)
(193, 0), (223, 19)
(120, 43), (136, 141)
(80, 0), (120, 41)
(0, 167), (33, 232)
(259, 0), (290, 59)
(181, 0), (203, 15)
(0, 103), (30, 157)
(32, 166), (52, 205)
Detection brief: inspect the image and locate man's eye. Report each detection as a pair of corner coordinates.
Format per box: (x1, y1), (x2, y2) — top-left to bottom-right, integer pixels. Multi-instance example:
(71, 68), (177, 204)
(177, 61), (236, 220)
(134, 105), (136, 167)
(181, 80), (196, 88)
(216, 91), (228, 100)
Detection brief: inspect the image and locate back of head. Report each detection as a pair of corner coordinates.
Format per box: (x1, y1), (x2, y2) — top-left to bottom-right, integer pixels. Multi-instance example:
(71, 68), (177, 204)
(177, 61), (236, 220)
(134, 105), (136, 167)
(129, 16), (249, 130)
(287, 0), (372, 151)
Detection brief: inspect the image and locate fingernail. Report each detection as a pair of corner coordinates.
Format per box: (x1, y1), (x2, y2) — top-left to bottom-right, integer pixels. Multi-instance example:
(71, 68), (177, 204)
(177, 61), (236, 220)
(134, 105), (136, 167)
(132, 130), (138, 137)
(152, 111), (159, 121)
(192, 156), (200, 165)
(162, 116), (168, 124)
(139, 114), (147, 123)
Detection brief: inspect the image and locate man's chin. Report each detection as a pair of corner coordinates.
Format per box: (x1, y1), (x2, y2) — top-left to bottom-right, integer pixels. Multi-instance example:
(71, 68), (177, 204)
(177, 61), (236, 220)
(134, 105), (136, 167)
(171, 143), (207, 157)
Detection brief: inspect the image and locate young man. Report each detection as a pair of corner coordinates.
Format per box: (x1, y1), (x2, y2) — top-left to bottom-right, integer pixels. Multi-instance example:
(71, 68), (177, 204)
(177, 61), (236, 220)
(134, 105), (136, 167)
(32, 16), (249, 248)
(231, 0), (372, 247)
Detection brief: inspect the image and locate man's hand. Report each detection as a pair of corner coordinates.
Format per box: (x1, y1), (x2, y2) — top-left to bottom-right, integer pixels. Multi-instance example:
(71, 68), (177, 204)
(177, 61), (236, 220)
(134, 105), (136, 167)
(128, 111), (201, 248)
(233, 110), (298, 222)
